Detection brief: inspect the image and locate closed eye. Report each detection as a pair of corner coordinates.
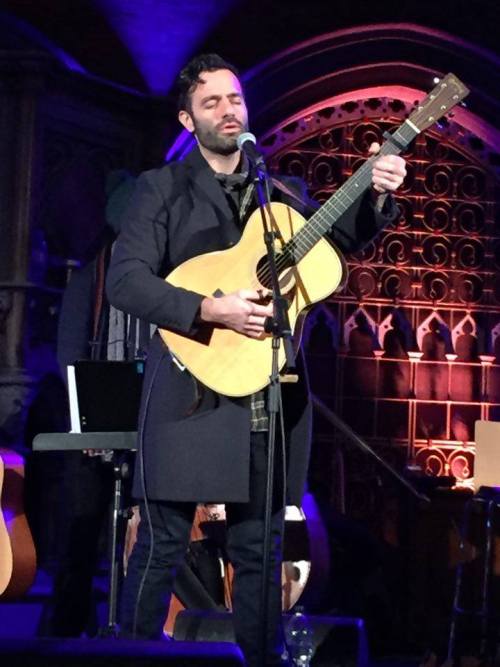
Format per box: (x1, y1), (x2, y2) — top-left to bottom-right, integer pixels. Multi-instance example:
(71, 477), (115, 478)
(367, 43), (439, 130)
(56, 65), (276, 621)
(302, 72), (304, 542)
(203, 96), (219, 109)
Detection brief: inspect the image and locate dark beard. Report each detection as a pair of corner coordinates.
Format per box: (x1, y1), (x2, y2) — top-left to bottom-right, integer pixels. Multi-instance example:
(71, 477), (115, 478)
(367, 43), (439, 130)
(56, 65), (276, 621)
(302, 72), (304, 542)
(194, 118), (248, 156)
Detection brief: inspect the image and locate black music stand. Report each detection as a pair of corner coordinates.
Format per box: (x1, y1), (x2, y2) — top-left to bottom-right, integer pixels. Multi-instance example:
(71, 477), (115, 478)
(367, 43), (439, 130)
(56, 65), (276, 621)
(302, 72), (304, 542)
(33, 431), (137, 637)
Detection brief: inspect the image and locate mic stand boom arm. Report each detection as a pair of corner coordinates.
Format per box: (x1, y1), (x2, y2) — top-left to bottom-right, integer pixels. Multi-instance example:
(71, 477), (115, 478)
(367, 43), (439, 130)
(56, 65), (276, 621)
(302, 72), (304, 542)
(312, 394), (430, 503)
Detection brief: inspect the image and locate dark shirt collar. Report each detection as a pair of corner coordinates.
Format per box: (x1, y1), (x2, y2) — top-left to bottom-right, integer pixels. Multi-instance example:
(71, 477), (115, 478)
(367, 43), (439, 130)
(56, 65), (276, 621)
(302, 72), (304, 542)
(213, 153), (252, 192)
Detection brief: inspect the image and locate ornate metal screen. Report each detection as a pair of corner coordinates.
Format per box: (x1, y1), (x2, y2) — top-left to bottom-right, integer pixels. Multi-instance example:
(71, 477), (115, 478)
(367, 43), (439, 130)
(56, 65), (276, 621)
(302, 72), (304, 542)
(263, 95), (500, 490)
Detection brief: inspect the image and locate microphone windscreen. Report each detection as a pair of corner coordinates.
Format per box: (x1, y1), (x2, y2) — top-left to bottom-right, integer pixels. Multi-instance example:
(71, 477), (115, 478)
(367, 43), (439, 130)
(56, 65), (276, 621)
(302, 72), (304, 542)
(237, 132), (257, 149)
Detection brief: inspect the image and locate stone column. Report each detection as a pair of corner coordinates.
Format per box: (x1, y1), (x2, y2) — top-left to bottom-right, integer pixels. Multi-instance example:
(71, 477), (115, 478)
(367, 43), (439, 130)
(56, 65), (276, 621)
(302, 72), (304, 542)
(0, 54), (47, 449)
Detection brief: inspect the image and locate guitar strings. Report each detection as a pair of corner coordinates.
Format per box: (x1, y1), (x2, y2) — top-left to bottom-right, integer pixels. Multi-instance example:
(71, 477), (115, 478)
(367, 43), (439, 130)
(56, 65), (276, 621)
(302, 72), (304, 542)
(251, 123), (415, 290)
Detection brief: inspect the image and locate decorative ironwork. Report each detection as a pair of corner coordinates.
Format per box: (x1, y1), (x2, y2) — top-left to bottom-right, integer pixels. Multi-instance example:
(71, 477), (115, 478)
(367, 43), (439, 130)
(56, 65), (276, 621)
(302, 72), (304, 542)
(264, 95), (500, 487)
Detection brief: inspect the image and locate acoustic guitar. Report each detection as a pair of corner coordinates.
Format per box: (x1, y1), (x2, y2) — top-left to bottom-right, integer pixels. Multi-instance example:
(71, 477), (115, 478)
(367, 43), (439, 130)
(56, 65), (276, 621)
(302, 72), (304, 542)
(123, 496), (330, 636)
(0, 449), (37, 599)
(160, 73), (469, 397)
(0, 454), (13, 595)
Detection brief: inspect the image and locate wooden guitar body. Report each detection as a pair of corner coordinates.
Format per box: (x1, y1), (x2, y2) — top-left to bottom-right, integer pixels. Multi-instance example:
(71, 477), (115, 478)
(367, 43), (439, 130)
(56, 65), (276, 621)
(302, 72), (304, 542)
(123, 499), (330, 636)
(0, 454), (13, 595)
(160, 202), (345, 397)
(0, 449), (37, 599)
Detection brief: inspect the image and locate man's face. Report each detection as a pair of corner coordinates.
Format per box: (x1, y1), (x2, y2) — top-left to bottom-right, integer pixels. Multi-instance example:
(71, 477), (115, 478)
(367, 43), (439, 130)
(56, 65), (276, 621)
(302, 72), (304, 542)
(179, 68), (248, 156)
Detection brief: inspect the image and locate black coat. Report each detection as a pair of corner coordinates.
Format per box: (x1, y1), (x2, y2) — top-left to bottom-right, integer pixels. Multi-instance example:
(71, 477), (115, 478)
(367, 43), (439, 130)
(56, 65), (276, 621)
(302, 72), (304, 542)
(106, 146), (396, 504)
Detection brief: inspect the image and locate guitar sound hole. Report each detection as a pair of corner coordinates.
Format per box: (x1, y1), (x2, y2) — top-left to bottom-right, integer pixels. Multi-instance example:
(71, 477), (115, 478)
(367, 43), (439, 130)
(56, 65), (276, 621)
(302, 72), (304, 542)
(256, 253), (294, 291)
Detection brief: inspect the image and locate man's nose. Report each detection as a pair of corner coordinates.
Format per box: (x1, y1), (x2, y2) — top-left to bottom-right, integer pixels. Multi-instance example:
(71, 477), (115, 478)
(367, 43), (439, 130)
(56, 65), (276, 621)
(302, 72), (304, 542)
(220, 98), (237, 116)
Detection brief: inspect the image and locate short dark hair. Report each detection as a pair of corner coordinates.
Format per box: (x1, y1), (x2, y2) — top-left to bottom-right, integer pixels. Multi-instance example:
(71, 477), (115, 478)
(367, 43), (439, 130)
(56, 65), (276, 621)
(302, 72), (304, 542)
(176, 53), (240, 113)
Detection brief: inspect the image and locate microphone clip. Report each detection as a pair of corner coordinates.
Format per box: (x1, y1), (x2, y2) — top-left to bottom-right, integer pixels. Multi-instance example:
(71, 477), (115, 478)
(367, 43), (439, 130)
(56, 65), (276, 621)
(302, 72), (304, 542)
(237, 132), (267, 172)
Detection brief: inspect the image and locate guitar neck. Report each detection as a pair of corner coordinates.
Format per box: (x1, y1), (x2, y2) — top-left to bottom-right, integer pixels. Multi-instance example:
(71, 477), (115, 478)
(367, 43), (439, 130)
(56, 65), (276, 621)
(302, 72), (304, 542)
(284, 120), (420, 263)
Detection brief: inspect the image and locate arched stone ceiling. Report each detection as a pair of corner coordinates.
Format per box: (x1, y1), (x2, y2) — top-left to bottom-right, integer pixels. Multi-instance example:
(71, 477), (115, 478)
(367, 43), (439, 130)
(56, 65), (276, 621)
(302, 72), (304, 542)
(1, 0), (499, 96)
(168, 24), (500, 167)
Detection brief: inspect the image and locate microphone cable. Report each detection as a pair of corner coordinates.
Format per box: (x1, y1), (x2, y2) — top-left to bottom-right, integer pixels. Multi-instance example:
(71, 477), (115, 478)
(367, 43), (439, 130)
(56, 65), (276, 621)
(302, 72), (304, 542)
(131, 345), (167, 639)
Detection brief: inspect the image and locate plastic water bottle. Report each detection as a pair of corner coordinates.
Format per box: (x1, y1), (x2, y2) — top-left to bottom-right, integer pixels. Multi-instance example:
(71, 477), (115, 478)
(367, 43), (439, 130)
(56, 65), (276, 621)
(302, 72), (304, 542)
(285, 606), (314, 666)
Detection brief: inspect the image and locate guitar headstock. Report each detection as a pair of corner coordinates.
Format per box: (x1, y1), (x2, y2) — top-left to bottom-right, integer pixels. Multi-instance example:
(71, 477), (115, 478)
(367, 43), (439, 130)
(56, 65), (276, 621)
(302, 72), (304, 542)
(408, 73), (469, 133)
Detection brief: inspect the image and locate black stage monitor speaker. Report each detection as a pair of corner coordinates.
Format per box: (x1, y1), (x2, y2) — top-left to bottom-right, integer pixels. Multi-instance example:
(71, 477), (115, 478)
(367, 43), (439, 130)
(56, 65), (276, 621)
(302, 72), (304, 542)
(174, 610), (369, 667)
(0, 638), (245, 666)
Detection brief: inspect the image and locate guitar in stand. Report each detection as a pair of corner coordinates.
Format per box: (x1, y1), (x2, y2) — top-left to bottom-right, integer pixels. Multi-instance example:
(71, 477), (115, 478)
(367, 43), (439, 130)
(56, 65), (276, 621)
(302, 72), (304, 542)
(121, 495), (330, 637)
(0, 453), (12, 596)
(0, 448), (37, 600)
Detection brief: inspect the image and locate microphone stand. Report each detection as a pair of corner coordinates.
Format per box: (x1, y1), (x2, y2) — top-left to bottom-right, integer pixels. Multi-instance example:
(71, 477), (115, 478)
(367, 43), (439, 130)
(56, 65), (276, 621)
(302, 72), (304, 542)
(99, 451), (131, 637)
(251, 156), (297, 667)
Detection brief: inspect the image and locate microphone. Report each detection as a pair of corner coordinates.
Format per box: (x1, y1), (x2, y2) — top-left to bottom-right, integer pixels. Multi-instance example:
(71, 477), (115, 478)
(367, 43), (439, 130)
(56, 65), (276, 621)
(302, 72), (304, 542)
(237, 132), (266, 169)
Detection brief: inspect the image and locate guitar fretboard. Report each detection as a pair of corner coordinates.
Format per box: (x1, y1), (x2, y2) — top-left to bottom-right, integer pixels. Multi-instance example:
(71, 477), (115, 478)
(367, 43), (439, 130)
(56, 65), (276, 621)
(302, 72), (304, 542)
(280, 121), (419, 264)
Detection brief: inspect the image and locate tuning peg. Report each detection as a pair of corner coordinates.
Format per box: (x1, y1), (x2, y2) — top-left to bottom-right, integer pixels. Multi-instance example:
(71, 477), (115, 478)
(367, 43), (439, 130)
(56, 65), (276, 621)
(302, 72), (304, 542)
(433, 77), (441, 84)
(460, 101), (467, 108)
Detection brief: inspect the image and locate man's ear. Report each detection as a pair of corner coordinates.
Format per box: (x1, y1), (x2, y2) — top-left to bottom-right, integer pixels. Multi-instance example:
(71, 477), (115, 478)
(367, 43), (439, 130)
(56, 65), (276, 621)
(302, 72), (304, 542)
(178, 110), (195, 133)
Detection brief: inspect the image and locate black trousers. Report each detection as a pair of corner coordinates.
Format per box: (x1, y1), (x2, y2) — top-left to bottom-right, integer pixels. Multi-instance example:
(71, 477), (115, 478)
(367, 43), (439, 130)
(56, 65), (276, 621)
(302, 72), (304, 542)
(121, 432), (288, 666)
